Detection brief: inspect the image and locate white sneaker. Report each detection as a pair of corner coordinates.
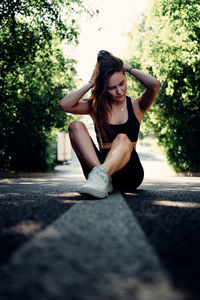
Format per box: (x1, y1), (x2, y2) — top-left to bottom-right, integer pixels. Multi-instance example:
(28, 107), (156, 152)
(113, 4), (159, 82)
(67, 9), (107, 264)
(80, 166), (112, 198)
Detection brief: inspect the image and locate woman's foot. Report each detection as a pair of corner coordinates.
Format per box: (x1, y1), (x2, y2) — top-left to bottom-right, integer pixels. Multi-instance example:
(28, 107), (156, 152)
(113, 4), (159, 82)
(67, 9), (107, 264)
(79, 166), (113, 198)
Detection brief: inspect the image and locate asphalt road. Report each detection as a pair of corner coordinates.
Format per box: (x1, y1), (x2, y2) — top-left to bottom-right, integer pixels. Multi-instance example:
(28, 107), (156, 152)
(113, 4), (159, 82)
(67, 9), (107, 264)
(0, 138), (200, 299)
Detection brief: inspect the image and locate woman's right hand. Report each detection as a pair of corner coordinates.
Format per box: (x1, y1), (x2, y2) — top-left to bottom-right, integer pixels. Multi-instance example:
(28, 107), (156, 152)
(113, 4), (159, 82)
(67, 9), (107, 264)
(90, 62), (99, 84)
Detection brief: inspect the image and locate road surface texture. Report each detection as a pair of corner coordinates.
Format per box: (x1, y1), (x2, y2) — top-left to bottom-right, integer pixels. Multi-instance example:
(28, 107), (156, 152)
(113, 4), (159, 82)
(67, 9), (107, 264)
(0, 120), (199, 300)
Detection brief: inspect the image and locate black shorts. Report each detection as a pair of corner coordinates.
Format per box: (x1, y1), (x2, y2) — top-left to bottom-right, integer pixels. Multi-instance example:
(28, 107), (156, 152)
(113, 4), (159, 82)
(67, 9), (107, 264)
(78, 139), (144, 192)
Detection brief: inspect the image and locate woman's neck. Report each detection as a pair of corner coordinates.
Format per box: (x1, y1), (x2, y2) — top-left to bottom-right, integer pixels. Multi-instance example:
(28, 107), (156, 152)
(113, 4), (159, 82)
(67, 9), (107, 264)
(111, 96), (127, 108)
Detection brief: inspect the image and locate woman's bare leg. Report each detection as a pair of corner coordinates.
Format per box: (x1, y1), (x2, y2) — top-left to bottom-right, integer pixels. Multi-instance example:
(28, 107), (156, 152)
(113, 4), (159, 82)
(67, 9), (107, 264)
(101, 134), (133, 177)
(68, 120), (100, 169)
(77, 132), (132, 198)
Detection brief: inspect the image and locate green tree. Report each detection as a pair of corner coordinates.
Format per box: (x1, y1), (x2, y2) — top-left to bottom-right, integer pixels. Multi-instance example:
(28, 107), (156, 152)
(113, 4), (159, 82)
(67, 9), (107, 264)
(127, 0), (200, 173)
(0, 0), (95, 171)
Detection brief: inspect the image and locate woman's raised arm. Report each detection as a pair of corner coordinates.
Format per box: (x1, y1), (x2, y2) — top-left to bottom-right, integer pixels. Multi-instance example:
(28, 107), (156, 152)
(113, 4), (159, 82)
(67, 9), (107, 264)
(123, 63), (160, 113)
(59, 81), (93, 115)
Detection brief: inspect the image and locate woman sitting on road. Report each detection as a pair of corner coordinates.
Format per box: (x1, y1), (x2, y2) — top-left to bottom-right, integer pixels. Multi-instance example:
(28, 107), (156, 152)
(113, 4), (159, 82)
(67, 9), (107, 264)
(59, 50), (159, 198)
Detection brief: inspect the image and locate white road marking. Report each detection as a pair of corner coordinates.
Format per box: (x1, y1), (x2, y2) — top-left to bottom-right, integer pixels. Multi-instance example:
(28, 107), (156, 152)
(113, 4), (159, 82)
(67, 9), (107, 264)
(3, 192), (183, 300)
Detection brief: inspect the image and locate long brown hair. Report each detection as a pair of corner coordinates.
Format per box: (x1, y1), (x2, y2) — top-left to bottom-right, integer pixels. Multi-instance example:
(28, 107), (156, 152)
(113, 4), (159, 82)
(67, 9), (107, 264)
(89, 50), (124, 146)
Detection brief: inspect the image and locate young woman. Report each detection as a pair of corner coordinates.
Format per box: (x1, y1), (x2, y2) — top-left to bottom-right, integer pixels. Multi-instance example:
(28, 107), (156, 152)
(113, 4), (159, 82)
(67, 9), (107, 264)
(59, 50), (159, 198)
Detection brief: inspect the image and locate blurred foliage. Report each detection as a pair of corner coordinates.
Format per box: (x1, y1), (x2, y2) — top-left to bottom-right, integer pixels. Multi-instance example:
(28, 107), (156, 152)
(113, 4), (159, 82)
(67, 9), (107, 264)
(126, 0), (200, 173)
(0, 0), (95, 171)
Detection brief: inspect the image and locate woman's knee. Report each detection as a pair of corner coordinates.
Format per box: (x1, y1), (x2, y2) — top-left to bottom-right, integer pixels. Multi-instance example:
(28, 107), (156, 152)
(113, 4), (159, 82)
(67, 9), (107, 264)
(68, 120), (86, 134)
(113, 134), (133, 151)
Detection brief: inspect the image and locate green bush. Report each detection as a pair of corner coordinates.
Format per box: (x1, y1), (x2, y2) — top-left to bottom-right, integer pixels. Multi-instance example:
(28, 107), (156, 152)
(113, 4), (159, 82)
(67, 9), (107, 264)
(126, 0), (200, 173)
(0, 0), (95, 171)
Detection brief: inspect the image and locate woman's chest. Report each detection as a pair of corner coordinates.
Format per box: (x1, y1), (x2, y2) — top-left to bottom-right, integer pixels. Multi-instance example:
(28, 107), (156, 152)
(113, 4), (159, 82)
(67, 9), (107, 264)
(108, 106), (128, 125)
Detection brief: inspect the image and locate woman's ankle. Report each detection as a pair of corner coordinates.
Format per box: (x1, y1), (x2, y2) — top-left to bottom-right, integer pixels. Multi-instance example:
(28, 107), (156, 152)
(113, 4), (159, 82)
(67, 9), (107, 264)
(100, 164), (111, 178)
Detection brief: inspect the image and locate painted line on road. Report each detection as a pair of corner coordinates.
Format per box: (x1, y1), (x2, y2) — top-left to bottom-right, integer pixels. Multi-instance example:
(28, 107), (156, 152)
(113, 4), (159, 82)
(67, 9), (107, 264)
(1, 191), (183, 300)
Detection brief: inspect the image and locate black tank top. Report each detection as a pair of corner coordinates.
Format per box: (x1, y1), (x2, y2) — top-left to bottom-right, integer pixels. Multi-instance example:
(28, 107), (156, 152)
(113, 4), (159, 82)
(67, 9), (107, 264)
(95, 96), (140, 144)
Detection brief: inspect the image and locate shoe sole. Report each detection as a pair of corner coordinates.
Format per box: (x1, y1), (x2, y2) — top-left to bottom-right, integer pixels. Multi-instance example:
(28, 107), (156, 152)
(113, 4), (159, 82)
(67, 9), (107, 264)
(79, 186), (108, 199)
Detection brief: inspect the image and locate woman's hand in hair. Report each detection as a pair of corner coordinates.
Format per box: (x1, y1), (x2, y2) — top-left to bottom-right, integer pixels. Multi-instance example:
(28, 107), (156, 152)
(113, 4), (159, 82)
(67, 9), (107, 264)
(90, 62), (99, 84)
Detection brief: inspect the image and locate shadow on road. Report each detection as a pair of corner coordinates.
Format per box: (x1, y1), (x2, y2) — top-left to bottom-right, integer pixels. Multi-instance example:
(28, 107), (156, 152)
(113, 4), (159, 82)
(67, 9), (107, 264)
(0, 178), (83, 266)
(123, 180), (200, 300)
(138, 151), (163, 161)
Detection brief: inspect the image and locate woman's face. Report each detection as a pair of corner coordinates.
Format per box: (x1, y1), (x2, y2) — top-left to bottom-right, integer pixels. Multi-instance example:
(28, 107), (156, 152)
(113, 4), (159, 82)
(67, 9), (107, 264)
(107, 72), (127, 102)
